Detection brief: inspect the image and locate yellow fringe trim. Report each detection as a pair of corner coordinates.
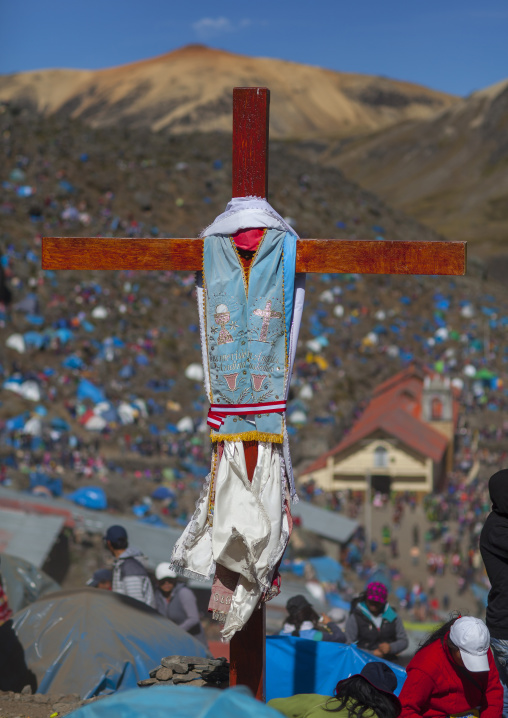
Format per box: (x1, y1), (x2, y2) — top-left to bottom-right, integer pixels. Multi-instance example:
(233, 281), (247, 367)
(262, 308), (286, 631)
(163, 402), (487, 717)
(210, 430), (284, 444)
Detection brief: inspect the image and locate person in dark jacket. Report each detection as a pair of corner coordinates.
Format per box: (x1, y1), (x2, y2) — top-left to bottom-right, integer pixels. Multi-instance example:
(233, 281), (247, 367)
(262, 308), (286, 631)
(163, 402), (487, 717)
(480, 468), (508, 716)
(279, 594), (346, 643)
(154, 562), (207, 646)
(345, 582), (408, 661)
(104, 525), (155, 608)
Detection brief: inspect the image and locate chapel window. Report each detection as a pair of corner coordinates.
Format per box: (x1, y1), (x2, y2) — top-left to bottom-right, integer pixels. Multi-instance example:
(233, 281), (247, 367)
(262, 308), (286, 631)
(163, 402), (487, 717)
(373, 445), (388, 469)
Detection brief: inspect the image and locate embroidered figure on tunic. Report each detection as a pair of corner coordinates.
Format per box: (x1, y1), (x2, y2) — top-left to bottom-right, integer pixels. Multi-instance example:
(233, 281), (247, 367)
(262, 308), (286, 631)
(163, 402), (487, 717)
(253, 299), (282, 343)
(214, 303), (234, 344)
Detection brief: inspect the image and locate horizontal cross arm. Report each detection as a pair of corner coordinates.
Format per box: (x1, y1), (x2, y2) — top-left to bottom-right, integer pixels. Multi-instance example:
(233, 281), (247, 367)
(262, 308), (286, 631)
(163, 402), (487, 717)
(41, 237), (466, 275)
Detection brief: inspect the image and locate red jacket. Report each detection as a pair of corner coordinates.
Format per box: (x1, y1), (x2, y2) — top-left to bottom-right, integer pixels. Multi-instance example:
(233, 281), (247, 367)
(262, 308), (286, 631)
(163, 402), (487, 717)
(399, 634), (502, 718)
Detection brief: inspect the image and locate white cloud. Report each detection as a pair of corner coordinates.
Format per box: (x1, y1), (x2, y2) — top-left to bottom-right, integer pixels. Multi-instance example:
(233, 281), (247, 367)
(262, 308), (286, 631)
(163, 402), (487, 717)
(192, 16), (252, 39)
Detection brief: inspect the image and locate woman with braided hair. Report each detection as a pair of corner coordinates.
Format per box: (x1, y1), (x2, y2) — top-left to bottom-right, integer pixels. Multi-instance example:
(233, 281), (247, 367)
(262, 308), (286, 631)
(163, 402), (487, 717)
(279, 594), (346, 643)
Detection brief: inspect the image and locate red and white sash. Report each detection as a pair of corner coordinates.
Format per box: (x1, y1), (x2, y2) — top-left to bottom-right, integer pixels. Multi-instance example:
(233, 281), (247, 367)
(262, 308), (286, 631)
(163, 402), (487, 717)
(207, 401), (287, 431)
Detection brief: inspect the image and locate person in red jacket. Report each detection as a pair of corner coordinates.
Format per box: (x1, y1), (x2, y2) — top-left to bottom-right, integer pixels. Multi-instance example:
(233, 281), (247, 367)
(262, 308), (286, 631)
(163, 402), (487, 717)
(399, 615), (502, 718)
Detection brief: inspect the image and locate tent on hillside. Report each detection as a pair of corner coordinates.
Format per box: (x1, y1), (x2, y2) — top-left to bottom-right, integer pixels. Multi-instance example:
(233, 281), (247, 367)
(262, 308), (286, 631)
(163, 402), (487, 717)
(0, 553), (60, 613)
(13, 588), (210, 697)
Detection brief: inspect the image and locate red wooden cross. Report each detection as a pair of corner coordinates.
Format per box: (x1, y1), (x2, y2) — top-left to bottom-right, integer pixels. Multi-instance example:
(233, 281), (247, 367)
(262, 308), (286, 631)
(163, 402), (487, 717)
(42, 87), (466, 701)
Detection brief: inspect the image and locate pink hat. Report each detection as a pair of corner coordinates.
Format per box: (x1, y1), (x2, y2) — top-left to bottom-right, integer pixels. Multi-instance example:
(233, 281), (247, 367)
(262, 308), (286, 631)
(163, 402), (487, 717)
(365, 582), (388, 604)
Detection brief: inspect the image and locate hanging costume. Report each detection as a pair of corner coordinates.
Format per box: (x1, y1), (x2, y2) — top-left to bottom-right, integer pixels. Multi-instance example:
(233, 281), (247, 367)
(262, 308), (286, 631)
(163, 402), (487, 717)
(170, 198), (305, 640)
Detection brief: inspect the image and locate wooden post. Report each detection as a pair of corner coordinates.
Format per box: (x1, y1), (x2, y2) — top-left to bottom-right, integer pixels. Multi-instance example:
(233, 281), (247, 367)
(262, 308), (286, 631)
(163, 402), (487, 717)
(232, 87), (270, 199)
(228, 90), (270, 701)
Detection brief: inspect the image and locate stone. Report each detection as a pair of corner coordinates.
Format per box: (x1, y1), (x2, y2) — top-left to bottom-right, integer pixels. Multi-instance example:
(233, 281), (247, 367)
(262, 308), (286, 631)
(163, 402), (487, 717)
(172, 671), (201, 684)
(185, 679), (207, 687)
(149, 665), (162, 678)
(33, 694), (51, 703)
(161, 659), (188, 673)
(155, 667), (173, 681)
(138, 678), (158, 687)
(20, 684), (32, 695)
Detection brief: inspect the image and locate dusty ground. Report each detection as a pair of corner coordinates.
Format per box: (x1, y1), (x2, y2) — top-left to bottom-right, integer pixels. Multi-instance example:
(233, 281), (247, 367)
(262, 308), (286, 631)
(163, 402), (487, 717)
(0, 689), (103, 718)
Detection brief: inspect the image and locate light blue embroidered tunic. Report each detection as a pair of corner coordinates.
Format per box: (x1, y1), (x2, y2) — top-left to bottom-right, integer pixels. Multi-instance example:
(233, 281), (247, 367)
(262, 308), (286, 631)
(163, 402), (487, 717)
(202, 229), (296, 442)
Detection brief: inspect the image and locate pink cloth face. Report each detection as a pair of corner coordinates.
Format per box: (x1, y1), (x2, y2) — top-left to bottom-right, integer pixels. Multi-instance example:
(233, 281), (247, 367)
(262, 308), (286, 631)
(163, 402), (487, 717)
(232, 228), (265, 251)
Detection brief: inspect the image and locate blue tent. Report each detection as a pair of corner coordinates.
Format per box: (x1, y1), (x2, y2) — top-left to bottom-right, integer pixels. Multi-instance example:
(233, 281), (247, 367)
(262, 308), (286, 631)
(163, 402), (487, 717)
(71, 686), (280, 718)
(24, 331), (46, 349)
(63, 355), (84, 369)
(5, 413), (29, 431)
(266, 635), (405, 701)
(77, 379), (106, 404)
(13, 589), (209, 698)
(152, 486), (176, 500)
(29, 472), (63, 497)
(50, 417), (70, 432)
(0, 554), (60, 613)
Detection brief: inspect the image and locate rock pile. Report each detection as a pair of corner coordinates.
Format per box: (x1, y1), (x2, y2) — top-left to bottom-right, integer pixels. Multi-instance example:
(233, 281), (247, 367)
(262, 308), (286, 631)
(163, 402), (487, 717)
(138, 655), (229, 689)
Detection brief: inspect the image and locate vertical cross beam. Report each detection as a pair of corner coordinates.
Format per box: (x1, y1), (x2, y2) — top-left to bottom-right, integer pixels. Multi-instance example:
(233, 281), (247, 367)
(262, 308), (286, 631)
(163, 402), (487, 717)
(228, 87), (270, 701)
(232, 87), (270, 199)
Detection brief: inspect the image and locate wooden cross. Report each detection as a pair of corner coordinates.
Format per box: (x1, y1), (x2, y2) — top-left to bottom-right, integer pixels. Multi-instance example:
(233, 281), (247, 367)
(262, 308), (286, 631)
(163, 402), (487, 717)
(42, 87), (466, 701)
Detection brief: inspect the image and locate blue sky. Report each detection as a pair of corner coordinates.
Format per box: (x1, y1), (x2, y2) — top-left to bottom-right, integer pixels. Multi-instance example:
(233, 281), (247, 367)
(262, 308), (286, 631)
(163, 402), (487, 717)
(1, 0), (506, 96)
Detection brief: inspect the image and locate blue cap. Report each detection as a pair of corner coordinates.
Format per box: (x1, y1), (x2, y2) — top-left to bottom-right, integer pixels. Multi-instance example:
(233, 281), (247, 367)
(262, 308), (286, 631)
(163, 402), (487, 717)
(87, 568), (113, 587)
(104, 525), (127, 543)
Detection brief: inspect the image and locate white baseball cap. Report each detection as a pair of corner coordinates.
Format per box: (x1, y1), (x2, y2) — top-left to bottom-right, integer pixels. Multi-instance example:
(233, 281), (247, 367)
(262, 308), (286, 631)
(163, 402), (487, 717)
(155, 562), (178, 581)
(450, 616), (490, 672)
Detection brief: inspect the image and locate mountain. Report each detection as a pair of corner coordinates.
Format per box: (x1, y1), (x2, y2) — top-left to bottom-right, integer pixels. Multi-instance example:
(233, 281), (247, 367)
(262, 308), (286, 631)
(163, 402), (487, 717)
(322, 78), (508, 256)
(0, 45), (456, 139)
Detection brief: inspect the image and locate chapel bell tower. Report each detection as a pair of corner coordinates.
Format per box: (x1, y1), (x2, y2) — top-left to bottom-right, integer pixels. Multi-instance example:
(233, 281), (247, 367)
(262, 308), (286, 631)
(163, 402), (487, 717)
(422, 375), (454, 471)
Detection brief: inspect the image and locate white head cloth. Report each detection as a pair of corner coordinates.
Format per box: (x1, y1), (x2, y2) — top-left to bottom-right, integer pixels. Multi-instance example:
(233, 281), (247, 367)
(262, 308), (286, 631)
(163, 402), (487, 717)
(200, 196), (298, 238)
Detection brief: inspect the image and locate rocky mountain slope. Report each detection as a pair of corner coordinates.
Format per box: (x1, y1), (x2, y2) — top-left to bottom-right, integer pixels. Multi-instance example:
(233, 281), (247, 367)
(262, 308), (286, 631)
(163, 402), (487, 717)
(0, 45), (456, 139)
(321, 78), (508, 257)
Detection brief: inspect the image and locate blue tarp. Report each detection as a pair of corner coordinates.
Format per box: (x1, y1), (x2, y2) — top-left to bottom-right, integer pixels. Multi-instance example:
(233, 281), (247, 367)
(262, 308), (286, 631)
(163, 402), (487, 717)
(66, 486), (107, 510)
(325, 593), (351, 610)
(308, 556), (343, 583)
(71, 686), (281, 718)
(13, 589), (209, 698)
(265, 636), (406, 701)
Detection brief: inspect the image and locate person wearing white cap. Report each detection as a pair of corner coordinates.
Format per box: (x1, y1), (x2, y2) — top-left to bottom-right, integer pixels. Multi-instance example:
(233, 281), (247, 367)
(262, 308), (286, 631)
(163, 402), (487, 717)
(399, 615), (503, 718)
(154, 562), (207, 646)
